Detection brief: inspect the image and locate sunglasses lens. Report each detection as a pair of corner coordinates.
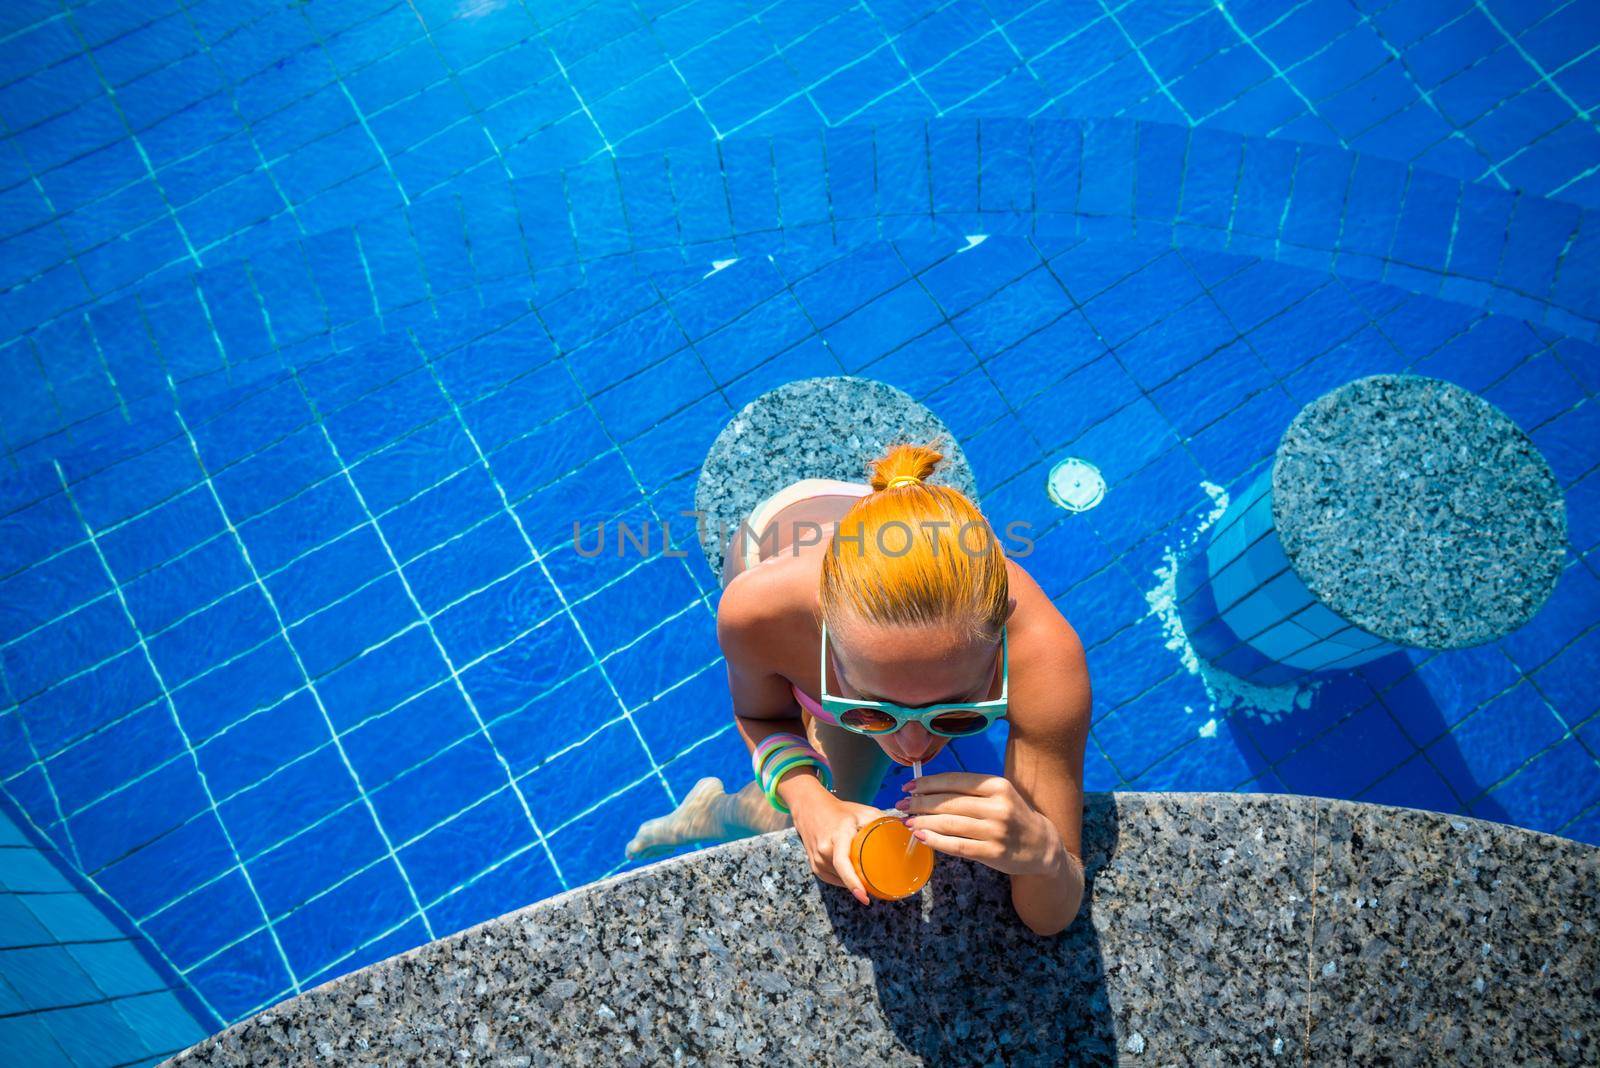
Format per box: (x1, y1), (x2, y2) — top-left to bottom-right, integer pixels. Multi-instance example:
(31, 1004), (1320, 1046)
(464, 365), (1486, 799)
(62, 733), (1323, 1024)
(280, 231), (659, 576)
(840, 706), (898, 734)
(928, 711), (988, 736)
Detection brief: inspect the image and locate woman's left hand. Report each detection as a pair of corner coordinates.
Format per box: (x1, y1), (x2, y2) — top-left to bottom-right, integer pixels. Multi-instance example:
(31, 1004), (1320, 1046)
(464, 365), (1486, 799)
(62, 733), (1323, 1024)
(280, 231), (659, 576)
(895, 772), (1065, 877)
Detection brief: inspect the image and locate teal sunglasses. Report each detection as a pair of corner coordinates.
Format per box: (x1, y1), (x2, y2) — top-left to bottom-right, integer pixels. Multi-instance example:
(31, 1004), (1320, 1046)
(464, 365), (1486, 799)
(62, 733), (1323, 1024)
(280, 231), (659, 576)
(817, 621), (1008, 737)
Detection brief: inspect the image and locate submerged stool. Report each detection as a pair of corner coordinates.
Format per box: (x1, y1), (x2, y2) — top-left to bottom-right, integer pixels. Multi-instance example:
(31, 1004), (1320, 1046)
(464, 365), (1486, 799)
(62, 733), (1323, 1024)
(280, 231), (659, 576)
(695, 376), (978, 582)
(1179, 375), (1566, 685)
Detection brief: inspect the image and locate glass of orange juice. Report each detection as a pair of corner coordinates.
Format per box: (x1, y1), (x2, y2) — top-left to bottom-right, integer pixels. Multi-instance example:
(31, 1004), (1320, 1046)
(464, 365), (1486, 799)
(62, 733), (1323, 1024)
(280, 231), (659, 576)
(850, 816), (934, 900)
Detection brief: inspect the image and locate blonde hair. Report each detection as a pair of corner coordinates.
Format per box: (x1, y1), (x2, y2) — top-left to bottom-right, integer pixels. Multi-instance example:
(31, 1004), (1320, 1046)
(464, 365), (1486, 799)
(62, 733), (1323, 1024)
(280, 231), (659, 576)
(818, 440), (1008, 642)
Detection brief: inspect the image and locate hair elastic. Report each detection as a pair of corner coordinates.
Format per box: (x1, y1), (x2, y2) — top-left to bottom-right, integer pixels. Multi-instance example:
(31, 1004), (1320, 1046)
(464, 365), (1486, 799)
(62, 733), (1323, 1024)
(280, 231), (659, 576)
(885, 475), (922, 489)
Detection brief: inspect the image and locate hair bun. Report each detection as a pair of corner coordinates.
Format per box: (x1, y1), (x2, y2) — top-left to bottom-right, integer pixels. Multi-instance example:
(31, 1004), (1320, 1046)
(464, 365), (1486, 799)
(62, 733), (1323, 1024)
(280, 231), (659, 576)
(868, 441), (944, 492)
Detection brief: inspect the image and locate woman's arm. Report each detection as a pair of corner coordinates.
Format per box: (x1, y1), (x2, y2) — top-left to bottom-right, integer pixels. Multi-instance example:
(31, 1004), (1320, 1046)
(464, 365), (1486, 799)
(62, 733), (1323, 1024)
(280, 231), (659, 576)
(1003, 583), (1091, 936)
(1003, 676), (1089, 936)
(717, 569), (884, 903)
(717, 570), (816, 791)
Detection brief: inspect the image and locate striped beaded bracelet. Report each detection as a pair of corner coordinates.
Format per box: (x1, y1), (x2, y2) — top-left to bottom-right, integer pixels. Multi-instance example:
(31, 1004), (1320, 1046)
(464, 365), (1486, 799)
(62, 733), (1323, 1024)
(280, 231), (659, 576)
(760, 747), (827, 790)
(754, 737), (830, 786)
(762, 750), (833, 814)
(752, 732), (810, 781)
(757, 740), (827, 789)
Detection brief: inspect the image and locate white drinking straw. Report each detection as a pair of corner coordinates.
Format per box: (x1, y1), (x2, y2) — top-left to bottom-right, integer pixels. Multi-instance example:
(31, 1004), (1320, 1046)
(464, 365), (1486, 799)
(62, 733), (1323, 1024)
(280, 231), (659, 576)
(906, 760), (924, 855)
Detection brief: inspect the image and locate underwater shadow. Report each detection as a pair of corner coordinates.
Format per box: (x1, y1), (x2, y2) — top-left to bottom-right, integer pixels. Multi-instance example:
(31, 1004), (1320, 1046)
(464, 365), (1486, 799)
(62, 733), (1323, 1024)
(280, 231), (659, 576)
(1222, 651), (1511, 824)
(1351, 658), (1513, 824)
(819, 794), (1120, 1066)
(1175, 527), (1512, 823)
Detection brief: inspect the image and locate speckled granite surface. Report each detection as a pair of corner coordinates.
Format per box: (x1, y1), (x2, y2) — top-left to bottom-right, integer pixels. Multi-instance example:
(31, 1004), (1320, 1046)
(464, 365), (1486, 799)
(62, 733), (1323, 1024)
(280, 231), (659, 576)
(1273, 375), (1567, 649)
(172, 794), (1598, 1067)
(694, 377), (978, 581)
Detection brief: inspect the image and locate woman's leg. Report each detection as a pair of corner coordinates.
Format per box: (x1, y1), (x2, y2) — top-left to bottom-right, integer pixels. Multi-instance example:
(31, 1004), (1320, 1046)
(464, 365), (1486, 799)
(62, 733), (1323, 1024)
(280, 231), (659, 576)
(804, 717), (893, 806)
(623, 724), (894, 861)
(625, 778), (790, 861)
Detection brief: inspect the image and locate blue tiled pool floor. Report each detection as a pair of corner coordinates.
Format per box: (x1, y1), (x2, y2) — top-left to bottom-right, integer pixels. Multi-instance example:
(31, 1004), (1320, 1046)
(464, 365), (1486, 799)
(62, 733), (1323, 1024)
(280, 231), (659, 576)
(0, 0), (1597, 1042)
(2, 231), (1596, 1025)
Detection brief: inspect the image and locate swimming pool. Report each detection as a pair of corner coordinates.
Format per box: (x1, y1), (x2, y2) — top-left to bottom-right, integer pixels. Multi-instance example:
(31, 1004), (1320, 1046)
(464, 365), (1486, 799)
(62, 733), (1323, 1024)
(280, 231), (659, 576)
(0, 0), (1597, 1038)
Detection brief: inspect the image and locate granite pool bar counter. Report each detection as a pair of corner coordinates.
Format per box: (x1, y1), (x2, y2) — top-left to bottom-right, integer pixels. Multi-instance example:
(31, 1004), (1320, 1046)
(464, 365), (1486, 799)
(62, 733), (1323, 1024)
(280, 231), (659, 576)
(172, 794), (1597, 1067)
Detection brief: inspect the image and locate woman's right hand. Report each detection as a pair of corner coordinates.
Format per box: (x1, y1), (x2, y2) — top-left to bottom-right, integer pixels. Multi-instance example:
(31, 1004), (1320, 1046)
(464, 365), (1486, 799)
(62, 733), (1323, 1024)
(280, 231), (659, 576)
(789, 792), (892, 906)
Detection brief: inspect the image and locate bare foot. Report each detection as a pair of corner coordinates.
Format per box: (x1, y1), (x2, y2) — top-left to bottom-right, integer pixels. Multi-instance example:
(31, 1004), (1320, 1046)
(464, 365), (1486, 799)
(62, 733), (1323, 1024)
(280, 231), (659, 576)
(625, 777), (790, 860)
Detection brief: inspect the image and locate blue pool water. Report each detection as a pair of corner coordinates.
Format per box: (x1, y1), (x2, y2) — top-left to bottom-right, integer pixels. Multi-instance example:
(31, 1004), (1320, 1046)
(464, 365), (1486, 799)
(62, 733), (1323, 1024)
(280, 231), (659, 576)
(0, 0), (1597, 1037)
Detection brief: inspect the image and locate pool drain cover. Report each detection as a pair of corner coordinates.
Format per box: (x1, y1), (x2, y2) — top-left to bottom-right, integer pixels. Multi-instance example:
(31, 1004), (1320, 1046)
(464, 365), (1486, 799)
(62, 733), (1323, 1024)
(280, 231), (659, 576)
(1047, 457), (1105, 512)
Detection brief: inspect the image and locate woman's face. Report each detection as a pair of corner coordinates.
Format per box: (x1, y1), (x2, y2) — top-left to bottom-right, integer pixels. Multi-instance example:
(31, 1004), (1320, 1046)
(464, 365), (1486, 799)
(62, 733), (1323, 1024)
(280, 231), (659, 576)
(826, 617), (1001, 766)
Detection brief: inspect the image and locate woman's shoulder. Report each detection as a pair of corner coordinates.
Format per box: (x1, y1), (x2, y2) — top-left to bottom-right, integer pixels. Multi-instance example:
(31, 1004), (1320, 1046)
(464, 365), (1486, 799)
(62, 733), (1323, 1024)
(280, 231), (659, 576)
(715, 554), (817, 645)
(1004, 558), (1092, 736)
(1005, 558), (1085, 649)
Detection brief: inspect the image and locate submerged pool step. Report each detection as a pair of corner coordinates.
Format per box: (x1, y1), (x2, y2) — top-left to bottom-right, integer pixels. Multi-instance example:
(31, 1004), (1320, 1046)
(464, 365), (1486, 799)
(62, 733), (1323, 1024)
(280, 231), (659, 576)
(4, 0), (1596, 359)
(6, 117), (1596, 468)
(12, 220), (1598, 577)
(18, 116), (1598, 343)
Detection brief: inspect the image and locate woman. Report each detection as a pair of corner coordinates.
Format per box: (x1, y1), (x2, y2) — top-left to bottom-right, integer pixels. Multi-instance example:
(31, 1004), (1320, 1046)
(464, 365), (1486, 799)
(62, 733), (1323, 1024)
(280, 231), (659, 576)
(627, 442), (1090, 935)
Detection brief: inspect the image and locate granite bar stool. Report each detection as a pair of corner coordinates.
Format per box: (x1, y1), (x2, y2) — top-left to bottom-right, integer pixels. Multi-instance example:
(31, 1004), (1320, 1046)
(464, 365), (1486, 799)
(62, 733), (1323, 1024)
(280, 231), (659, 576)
(693, 376), (979, 584)
(1178, 375), (1567, 686)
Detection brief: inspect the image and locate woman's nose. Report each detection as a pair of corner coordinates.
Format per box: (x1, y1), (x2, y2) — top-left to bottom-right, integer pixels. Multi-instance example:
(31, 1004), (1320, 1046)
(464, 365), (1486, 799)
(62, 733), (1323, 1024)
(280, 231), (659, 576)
(897, 722), (937, 758)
